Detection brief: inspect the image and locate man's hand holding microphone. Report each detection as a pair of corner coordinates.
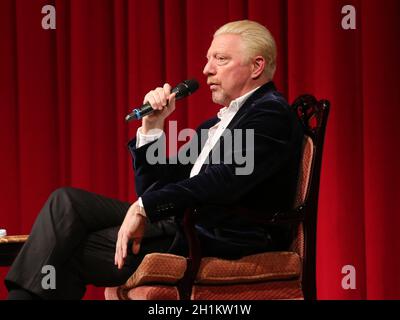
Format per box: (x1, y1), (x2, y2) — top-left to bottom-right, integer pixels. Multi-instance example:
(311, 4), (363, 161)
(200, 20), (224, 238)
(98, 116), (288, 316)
(141, 83), (177, 134)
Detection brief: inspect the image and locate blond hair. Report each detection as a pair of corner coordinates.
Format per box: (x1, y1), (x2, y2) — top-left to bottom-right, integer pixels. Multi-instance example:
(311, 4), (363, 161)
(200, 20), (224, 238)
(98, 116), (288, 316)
(214, 20), (277, 79)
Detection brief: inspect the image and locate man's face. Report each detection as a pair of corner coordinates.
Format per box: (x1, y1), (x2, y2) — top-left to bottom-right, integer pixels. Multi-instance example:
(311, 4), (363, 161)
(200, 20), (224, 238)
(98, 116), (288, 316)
(203, 33), (254, 106)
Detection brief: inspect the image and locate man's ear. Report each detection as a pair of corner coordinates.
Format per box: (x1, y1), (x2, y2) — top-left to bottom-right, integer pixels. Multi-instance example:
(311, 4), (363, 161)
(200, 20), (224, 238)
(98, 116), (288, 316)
(251, 56), (266, 79)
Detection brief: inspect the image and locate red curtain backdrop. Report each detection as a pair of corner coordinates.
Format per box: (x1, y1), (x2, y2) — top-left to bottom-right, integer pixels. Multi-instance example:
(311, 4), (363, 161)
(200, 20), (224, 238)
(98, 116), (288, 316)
(1, 0), (399, 300)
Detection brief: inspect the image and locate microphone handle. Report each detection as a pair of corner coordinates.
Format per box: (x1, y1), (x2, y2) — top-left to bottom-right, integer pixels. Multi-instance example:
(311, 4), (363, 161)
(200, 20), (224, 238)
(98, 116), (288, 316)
(128, 102), (153, 121)
(125, 86), (185, 122)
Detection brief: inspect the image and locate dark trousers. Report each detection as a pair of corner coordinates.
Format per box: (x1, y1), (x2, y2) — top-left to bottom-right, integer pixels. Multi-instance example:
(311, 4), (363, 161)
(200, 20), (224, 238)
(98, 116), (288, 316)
(4, 187), (183, 300)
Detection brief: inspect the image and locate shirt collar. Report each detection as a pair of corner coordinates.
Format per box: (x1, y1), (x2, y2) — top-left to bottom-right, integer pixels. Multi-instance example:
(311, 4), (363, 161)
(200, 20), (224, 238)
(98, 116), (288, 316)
(217, 86), (261, 120)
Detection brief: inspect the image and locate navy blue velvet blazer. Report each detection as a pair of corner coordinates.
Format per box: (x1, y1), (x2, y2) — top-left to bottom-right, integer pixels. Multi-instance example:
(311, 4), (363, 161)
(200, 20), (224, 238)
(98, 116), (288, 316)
(127, 81), (304, 257)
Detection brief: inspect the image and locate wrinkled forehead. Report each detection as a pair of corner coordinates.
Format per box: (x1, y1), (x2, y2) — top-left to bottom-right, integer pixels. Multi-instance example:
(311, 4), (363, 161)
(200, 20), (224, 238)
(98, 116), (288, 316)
(206, 33), (246, 58)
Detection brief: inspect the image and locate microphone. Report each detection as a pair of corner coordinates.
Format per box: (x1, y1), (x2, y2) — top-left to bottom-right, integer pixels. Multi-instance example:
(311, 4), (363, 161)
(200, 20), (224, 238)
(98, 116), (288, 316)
(125, 79), (199, 122)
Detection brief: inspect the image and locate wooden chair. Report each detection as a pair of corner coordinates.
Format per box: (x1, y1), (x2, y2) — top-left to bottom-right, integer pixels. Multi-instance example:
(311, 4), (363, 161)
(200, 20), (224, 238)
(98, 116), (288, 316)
(105, 94), (330, 300)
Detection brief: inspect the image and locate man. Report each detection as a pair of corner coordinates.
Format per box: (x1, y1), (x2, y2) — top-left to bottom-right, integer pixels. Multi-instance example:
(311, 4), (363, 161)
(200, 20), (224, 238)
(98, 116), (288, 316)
(5, 20), (303, 300)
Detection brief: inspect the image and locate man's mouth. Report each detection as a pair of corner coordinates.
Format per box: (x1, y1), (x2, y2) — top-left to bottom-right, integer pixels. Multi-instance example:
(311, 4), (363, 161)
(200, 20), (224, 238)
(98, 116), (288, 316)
(208, 82), (220, 91)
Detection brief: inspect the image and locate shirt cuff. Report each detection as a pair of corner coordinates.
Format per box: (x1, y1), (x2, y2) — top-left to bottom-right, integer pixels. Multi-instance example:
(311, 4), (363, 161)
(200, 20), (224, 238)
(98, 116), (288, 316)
(137, 197), (147, 217)
(136, 126), (164, 148)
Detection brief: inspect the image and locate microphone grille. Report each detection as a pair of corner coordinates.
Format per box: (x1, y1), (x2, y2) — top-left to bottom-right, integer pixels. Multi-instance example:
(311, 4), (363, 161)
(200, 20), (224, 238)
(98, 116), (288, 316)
(183, 79), (199, 94)
(173, 79), (199, 100)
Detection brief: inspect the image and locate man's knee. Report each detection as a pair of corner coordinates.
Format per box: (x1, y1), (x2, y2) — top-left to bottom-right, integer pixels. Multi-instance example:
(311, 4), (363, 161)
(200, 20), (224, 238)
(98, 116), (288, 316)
(45, 187), (84, 220)
(49, 187), (81, 204)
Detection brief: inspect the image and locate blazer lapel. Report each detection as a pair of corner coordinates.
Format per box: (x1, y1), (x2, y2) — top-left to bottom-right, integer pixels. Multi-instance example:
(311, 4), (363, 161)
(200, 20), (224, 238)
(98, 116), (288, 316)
(199, 81), (277, 173)
(226, 81), (276, 130)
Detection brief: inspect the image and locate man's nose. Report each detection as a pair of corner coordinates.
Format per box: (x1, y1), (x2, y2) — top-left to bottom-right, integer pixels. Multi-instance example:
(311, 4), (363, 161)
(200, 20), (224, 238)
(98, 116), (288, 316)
(203, 60), (216, 76)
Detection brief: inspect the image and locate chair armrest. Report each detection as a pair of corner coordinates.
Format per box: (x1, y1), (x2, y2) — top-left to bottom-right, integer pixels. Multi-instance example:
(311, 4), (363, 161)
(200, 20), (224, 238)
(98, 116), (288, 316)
(266, 206), (305, 225)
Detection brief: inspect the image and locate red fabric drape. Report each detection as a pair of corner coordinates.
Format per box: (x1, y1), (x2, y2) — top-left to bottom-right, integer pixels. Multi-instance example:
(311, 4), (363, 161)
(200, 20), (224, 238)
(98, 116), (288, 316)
(1, 0), (399, 300)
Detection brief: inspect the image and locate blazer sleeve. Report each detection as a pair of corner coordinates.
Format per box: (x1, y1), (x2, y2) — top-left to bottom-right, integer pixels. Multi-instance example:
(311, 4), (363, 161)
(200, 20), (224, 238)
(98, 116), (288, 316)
(139, 101), (299, 223)
(127, 117), (219, 197)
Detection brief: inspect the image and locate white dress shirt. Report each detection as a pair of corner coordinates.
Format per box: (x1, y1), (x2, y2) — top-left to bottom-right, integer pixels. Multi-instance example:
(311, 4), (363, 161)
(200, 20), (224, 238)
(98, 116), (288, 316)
(188, 86), (259, 177)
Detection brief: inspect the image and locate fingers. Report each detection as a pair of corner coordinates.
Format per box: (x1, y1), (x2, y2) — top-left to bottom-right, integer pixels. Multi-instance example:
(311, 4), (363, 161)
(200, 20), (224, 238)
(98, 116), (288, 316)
(115, 230), (128, 270)
(114, 205), (147, 269)
(122, 234), (128, 261)
(143, 83), (172, 110)
(115, 235), (142, 269)
(132, 239), (141, 255)
(114, 229), (121, 266)
(150, 90), (167, 109)
(115, 233), (121, 268)
(114, 239), (118, 265)
(114, 235), (120, 267)
(168, 92), (176, 109)
(163, 83), (172, 96)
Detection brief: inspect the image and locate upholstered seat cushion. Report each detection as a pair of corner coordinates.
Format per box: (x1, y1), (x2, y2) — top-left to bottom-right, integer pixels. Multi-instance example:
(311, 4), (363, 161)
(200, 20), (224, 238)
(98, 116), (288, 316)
(104, 253), (186, 300)
(122, 251), (300, 289)
(195, 251), (301, 284)
(108, 251), (301, 300)
(122, 253), (187, 290)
